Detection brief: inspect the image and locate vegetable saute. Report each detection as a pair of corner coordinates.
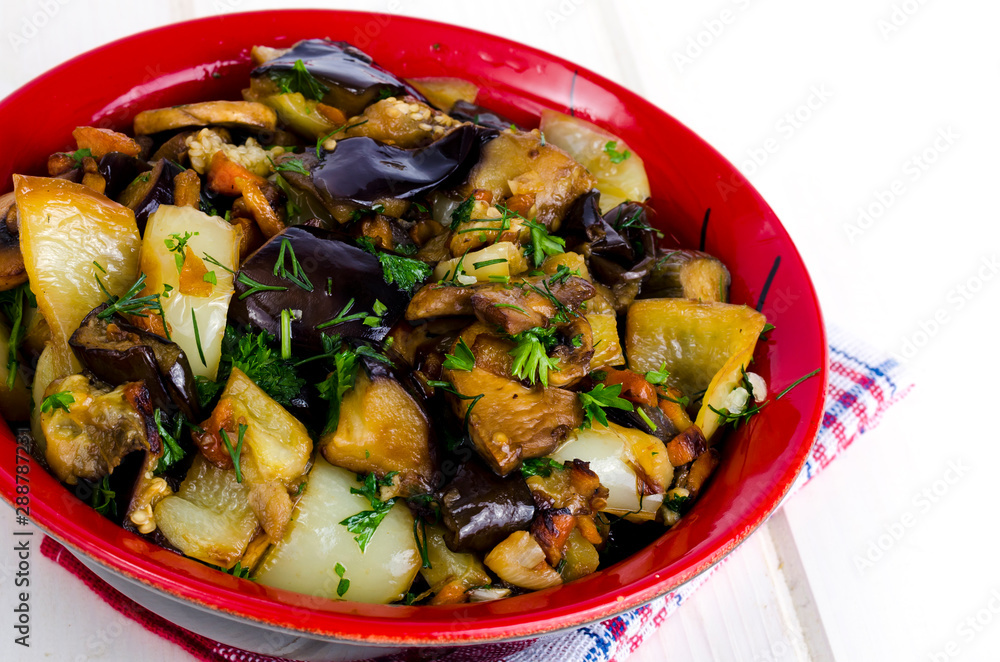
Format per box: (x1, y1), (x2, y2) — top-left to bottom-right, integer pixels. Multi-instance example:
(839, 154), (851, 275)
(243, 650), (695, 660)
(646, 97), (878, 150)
(0, 39), (815, 605)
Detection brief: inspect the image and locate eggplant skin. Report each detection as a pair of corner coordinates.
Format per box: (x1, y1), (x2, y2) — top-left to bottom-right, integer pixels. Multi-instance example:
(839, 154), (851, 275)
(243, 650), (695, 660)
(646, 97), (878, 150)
(312, 124), (480, 205)
(229, 226), (412, 350)
(97, 152), (151, 200)
(69, 305), (201, 420)
(439, 459), (536, 554)
(449, 100), (518, 134)
(251, 39), (425, 116)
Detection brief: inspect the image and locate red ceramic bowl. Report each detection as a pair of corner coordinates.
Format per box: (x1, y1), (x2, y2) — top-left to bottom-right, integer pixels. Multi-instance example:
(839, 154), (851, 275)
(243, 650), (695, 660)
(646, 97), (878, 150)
(0, 10), (827, 659)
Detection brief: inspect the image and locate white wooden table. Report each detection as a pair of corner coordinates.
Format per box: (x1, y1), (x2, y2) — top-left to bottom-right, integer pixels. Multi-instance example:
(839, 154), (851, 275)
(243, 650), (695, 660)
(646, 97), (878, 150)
(2, 1), (997, 660)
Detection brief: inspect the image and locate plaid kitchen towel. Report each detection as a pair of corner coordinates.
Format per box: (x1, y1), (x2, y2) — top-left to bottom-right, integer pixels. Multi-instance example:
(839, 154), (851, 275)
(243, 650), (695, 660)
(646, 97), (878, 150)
(40, 324), (910, 662)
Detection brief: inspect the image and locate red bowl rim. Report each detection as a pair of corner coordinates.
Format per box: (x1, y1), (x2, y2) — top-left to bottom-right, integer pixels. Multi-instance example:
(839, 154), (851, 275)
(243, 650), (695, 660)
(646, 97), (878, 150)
(0, 9), (828, 647)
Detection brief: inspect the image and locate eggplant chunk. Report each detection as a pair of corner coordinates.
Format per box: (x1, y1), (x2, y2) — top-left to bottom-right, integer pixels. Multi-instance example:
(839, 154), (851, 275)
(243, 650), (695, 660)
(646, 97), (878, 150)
(254, 456), (421, 604)
(320, 369), (434, 494)
(443, 366), (583, 476)
(133, 101), (277, 135)
(449, 100), (518, 133)
(97, 152), (152, 201)
(311, 125), (479, 206)
(251, 39), (423, 117)
(70, 306), (200, 420)
(230, 226), (412, 350)
(154, 454), (258, 568)
(643, 249), (732, 303)
(463, 129), (596, 231)
(550, 421), (671, 522)
(40, 374), (161, 485)
(439, 459), (535, 554)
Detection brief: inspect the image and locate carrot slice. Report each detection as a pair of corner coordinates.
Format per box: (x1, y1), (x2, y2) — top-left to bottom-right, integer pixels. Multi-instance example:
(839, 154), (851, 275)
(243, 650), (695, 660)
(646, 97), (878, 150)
(207, 151), (267, 196)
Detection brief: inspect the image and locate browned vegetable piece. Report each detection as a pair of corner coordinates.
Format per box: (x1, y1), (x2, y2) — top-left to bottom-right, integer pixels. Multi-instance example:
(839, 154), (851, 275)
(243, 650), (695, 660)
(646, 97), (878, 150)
(40, 374), (161, 484)
(405, 77), (479, 112)
(235, 176), (284, 238)
(134, 101), (277, 135)
(531, 511), (576, 567)
(151, 130), (196, 163)
(124, 450), (172, 535)
(72, 126), (142, 158)
(657, 385), (694, 432)
(0, 194), (26, 291)
(526, 459), (608, 564)
(463, 129), (596, 231)
(80, 156), (106, 195)
(677, 448), (720, 498)
(47, 152), (78, 177)
(439, 459), (535, 553)
(344, 96), (460, 148)
(484, 530), (562, 590)
(443, 365), (583, 476)
(665, 425), (707, 467)
(320, 368), (435, 494)
(546, 315), (594, 389)
(643, 249), (732, 303)
(406, 275), (595, 327)
(173, 169), (201, 208)
(228, 215), (265, 263)
(469, 332), (515, 380)
(207, 151), (268, 196)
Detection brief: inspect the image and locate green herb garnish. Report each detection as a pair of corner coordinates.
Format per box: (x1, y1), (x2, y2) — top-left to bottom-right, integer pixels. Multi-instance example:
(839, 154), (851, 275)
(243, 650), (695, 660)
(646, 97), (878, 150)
(236, 272), (288, 300)
(154, 409), (186, 474)
(357, 237), (432, 294)
(645, 362), (670, 386)
(443, 337), (475, 372)
(41, 391), (74, 413)
(191, 309), (207, 367)
(334, 562), (350, 597)
(603, 140), (631, 164)
(219, 424), (248, 483)
(520, 457), (563, 478)
(164, 232), (199, 272)
(508, 326), (560, 387)
(269, 58), (329, 101)
(578, 383), (633, 429)
(91, 476), (116, 516)
(339, 472), (399, 553)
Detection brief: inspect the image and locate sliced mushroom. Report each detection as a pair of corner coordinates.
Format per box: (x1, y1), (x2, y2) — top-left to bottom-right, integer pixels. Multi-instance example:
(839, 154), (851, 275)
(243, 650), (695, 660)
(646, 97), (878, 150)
(72, 126), (142, 158)
(0, 194), (26, 291)
(407, 274), (595, 326)
(443, 364), (583, 476)
(133, 101), (277, 135)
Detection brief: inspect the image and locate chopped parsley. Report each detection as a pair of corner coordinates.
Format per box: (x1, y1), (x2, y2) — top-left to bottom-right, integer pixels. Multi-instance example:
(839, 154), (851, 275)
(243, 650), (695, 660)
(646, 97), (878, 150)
(334, 562), (350, 597)
(198, 327), (306, 408)
(270, 157), (310, 176)
(645, 362), (670, 386)
(339, 472), (399, 553)
(203, 271), (217, 286)
(153, 409), (186, 474)
(523, 219), (566, 268)
(91, 476), (116, 516)
(68, 147), (92, 167)
(578, 383), (634, 429)
(449, 196), (475, 231)
(164, 232), (199, 272)
(40, 391), (74, 413)
(443, 337), (476, 372)
(357, 237), (432, 294)
(520, 457), (563, 478)
(603, 140), (631, 164)
(316, 341), (361, 435)
(508, 326), (560, 387)
(269, 58), (329, 101)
